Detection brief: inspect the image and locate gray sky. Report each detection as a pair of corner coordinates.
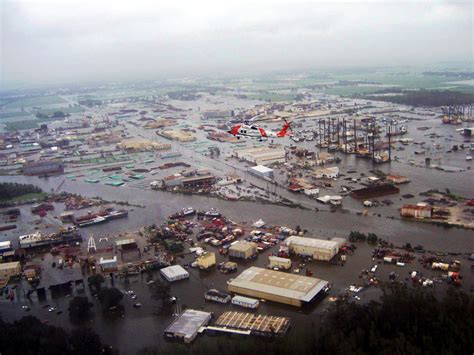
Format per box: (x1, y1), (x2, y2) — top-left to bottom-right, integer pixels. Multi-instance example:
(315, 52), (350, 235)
(1, 0), (473, 85)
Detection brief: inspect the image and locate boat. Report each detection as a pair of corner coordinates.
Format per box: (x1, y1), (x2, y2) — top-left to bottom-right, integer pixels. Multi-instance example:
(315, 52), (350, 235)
(19, 228), (81, 249)
(205, 289), (231, 303)
(182, 207), (196, 216)
(78, 216), (107, 227)
(105, 210), (129, 220)
(204, 208), (221, 218)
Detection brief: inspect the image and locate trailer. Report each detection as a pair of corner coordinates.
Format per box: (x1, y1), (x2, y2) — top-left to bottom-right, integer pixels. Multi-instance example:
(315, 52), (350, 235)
(268, 256), (292, 270)
(231, 295), (260, 309)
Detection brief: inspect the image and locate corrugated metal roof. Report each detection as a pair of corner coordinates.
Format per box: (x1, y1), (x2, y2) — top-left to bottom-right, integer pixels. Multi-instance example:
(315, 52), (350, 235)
(160, 265), (189, 279)
(228, 266), (328, 302)
(286, 236), (339, 250)
(165, 309), (211, 341)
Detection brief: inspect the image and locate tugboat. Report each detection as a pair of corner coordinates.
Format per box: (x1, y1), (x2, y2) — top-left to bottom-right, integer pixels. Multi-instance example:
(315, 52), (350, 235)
(181, 207), (196, 216)
(169, 207), (196, 220)
(106, 210), (129, 220)
(204, 208), (221, 218)
(78, 216), (107, 227)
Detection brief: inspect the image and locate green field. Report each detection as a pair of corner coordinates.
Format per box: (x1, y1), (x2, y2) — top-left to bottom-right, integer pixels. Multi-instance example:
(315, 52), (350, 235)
(247, 91), (296, 102)
(3, 95), (68, 109)
(0, 111), (33, 119)
(34, 106), (85, 116)
(322, 72), (474, 95)
(3, 119), (39, 131)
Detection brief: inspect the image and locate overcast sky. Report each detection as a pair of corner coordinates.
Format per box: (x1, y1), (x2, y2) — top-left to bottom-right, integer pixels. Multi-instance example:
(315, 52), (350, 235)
(1, 0), (472, 86)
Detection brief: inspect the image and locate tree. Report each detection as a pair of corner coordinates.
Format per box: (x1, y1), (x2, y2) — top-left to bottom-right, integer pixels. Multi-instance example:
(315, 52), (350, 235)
(88, 274), (105, 292)
(349, 230), (367, 242)
(367, 233), (378, 245)
(69, 327), (112, 355)
(98, 287), (123, 311)
(150, 280), (172, 315)
(68, 296), (93, 321)
(0, 316), (116, 355)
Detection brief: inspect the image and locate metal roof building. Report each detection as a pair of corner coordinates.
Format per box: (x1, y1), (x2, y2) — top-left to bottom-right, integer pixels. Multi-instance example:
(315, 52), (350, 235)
(250, 165), (274, 178)
(160, 265), (189, 282)
(164, 309), (212, 343)
(285, 236), (345, 261)
(227, 266), (329, 307)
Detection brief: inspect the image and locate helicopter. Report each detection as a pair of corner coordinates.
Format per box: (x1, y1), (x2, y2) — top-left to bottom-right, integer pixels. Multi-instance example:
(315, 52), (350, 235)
(227, 119), (292, 141)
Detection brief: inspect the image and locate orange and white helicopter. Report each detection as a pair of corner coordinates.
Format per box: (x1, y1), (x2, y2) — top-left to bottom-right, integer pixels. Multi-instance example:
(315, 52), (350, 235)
(227, 119), (292, 141)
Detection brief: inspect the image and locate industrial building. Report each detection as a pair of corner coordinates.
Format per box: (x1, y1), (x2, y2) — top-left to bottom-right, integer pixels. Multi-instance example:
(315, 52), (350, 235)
(159, 129), (196, 142)
(164, 309), (212, 343)
(400, 204), (433, 219)
(23, 160), (64, 175)
(250, 165), (273, 178)
(202, 110), (233, 119)
(182, 175), (215, 188)
(99, 256), (118, 272)
(228, 267), (329, 307)
(286, 236), (345, 261)
(117, 139), (171, 151)
(196, 252), (216, 270)
(115, 238), (138, 251)
(233, 146), (286, 165)
(229, 241), (257, 259)
(163, 174), (184, 188)
(0, 261), (21, 281)
(160, 265), (189, 282)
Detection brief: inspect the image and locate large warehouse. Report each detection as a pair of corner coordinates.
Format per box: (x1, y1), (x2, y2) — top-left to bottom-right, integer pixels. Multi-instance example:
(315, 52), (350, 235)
(233, 146), (286, 165)
(285, 236), (345, 261)
(227, 266), (329, 307)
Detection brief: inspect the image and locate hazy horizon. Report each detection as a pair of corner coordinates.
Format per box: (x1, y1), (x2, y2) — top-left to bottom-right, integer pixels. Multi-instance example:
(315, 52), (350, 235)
(1, 0), (473, 87)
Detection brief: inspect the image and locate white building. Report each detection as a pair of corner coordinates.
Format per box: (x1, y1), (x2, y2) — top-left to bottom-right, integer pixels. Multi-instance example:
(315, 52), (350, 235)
(250, 165), (273, 178)
(164, 309), (212, 343)
(286, 236), (345, 261)
(233, 146), (286, 165)
(160, 265), (190, 282)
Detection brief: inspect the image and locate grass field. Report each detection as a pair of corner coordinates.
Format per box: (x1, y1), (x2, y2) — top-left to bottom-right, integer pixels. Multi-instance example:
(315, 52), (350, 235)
(0, 192), (48, 203)
(3, 95), (68, 109)
(247, 91), (296, 102)
(0, 111), (33, 119)
(34, 106), (85, 116)
(4, 119), (39, 131)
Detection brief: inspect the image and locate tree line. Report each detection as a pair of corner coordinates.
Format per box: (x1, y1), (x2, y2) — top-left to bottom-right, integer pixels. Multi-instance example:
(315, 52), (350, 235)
(362, 89), (474, 107)
(140, 285), (474, 355)
(0, 182), (43, 200)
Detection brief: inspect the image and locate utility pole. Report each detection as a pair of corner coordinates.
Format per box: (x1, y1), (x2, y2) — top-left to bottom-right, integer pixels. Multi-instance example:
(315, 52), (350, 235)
(353, 118), (357, 152)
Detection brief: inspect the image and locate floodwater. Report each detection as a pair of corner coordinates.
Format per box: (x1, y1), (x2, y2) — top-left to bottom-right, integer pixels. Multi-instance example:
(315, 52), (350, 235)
(1, 96), (473, 354)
